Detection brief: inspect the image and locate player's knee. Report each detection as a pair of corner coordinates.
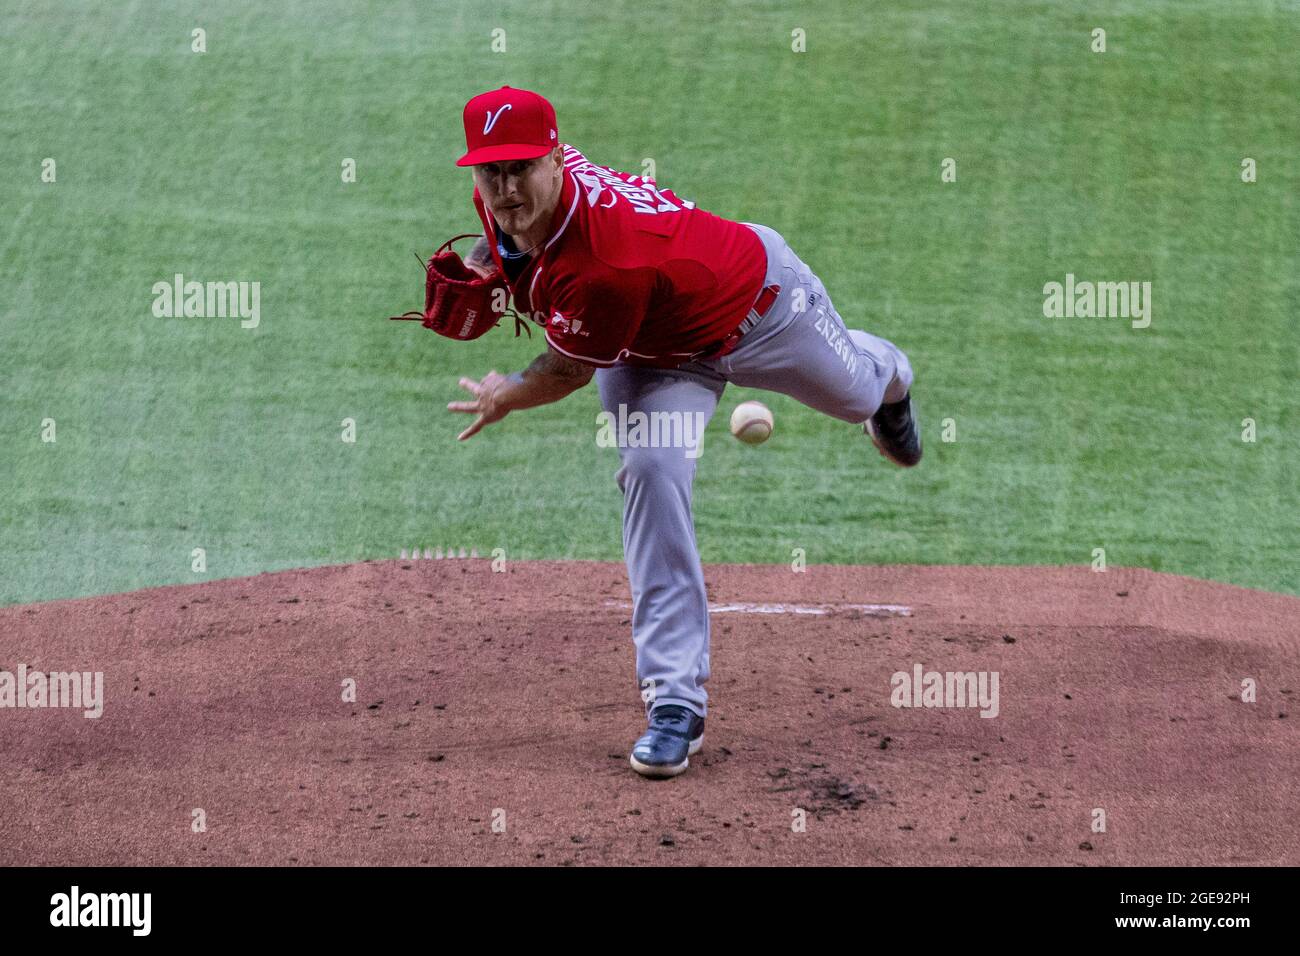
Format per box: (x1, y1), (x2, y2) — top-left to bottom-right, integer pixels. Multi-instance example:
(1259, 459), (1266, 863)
(849, 388), (888, 424)
(817, 377), (887, 424)
(849, 330), (913, 405)
(616, 445), (696, 491)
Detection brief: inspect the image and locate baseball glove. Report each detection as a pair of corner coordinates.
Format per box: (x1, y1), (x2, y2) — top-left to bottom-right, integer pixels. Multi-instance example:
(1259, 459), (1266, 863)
(389, 232), (530, 341)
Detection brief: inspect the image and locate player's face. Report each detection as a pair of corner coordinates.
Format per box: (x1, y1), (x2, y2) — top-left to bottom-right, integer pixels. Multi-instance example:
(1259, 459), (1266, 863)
(474, 152), (560, 238)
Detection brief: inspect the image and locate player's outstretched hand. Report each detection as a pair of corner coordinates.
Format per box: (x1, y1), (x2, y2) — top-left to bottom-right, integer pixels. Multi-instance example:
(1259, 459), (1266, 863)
(448, 370), (511, 441)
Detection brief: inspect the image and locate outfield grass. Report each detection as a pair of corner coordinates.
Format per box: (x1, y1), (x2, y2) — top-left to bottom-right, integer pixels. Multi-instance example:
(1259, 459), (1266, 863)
(1, 0), (1296, 606)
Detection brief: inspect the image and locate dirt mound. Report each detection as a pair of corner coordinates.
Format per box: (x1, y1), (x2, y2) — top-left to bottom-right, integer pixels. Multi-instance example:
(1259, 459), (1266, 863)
(1, 560), (1296, 865)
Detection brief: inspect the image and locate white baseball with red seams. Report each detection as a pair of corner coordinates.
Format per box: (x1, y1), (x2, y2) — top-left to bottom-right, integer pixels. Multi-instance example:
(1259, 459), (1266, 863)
(730, 401), (774, 444)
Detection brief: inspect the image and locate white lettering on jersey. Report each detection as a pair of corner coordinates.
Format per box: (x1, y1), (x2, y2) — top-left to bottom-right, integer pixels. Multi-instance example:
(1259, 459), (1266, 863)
(565, 146), (692, 215)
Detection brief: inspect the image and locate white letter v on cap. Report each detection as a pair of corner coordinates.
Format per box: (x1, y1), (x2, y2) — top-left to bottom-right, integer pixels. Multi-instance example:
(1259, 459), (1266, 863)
(484, 104), (513, 134)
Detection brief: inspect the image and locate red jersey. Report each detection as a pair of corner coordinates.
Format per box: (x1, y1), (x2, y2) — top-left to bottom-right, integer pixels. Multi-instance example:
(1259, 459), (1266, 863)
(471, 145), (767, 367)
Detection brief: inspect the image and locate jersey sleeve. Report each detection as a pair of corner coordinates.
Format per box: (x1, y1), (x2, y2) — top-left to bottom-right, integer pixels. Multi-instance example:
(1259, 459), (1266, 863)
(543, 268), (656, 366)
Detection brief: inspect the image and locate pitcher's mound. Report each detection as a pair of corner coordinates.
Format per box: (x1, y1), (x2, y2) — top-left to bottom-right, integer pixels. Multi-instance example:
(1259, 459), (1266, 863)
(1, 560), (1297, 866)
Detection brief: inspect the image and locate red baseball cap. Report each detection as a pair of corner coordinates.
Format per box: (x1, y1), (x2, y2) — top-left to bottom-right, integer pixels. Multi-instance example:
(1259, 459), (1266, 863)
(456, 86), (558, 167)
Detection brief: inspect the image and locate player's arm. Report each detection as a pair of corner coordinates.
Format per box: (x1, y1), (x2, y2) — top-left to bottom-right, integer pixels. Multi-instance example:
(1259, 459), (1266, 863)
(447, 348), (594, 441)
(463, 235), (496, 277)
(499, 349), (595, 410)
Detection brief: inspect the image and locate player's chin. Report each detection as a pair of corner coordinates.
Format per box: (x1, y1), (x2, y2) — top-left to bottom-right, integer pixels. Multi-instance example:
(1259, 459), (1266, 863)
(500, 205), (528, 226)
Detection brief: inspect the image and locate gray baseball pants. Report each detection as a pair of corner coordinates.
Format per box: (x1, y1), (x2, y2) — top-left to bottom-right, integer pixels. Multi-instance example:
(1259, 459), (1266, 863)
(595, 222), (913, 718)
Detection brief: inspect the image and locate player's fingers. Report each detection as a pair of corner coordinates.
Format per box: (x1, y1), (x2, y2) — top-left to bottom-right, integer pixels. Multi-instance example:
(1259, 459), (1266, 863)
(447, 400), (480, 413)
(457, 376), (482, 395)
(457, 414), (487, 441)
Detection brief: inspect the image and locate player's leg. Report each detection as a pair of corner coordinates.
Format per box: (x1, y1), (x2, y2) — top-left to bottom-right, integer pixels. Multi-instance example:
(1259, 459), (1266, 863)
(595, 363), (726, 726)
(708, 223), (916, 440)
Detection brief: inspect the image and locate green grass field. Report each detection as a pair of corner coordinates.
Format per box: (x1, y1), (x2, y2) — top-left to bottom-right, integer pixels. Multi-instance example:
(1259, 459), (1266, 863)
(1, 0), (1296, 606)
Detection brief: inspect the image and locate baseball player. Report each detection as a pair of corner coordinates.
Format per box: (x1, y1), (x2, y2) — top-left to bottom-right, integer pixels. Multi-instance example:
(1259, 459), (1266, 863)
(408, 85), (919, 779)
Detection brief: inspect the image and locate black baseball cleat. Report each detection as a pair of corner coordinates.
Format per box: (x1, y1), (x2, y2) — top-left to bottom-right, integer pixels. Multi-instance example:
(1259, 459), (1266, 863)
(865, 392), (922, 467)
(629, 705), (705, 778)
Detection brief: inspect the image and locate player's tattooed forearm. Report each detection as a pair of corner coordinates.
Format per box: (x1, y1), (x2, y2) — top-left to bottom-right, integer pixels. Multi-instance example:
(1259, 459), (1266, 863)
(465, 235), (494, 270)
(530, 349), (594, 382)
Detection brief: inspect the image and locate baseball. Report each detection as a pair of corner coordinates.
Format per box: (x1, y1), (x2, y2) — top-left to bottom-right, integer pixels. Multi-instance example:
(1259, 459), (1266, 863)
(730, 400), (774, 444)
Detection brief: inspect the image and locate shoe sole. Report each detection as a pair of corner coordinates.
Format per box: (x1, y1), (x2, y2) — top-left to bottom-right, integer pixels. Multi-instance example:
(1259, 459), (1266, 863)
(629, 734), (704, 779)
(865, 416), (921, 468)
